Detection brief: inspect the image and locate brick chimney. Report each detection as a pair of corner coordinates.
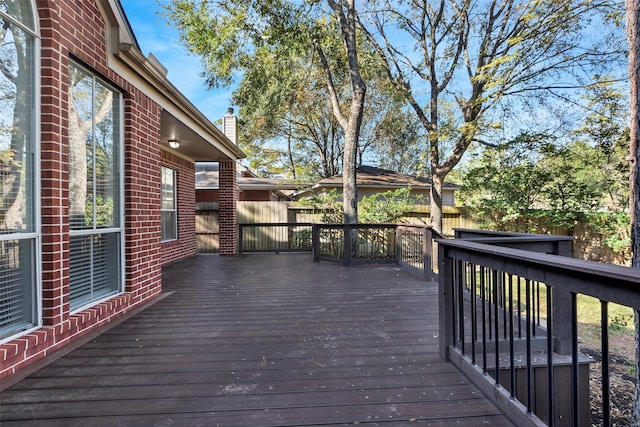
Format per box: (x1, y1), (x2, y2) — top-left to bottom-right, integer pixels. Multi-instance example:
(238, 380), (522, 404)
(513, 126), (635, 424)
(222, 107), (238, 145)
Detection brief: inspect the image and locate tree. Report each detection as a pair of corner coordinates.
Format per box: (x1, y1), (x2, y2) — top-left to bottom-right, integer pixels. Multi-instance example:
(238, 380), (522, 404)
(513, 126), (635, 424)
(230, 31), (344, 180)
(358, 0), (625, 233)
(164, 0), (366, 223)
(626, 0), (640, 422)
(459, 132), (618, 231)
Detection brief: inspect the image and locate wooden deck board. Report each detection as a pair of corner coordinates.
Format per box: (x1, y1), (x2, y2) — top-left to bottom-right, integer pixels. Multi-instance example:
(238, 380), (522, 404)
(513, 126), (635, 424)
(1, 253), (515, 426)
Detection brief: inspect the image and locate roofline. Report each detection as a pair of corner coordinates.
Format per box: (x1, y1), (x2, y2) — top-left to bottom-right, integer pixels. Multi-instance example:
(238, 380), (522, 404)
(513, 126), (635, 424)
(102, 0), (245, 161)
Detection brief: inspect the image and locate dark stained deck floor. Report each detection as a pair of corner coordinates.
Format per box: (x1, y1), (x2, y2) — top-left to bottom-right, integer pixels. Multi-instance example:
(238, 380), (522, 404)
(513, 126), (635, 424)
(0, 253), (515, 426)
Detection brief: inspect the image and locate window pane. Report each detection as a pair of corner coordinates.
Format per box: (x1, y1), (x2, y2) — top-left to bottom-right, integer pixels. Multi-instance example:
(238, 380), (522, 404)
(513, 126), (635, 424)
(0, 239), (35, 339)
(161, 211), (176, 241)
(0, 1), (36, 32)
(94, 80), (118, 228)
(69, 233), (120, 311)
(69, 65), (93, 230)
(161, 167), (176, 241)
(161, 167), (175, 210)
(69, 65), (120, 230)
(0, 18), (35, 234)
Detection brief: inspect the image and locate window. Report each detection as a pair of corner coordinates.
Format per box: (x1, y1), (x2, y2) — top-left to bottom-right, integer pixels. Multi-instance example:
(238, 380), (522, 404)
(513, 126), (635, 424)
(161, 167), (177, 241)
(68, 62), (122, 311)
(0, 1), (38, 340)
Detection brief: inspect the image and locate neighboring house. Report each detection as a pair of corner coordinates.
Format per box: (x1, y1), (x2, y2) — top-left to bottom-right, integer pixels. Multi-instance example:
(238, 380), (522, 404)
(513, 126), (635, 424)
(293, 166), (460, 206)
(0, 0), (244, 381)
(196, 162), (302, 203)
(195, 162), (302, 253)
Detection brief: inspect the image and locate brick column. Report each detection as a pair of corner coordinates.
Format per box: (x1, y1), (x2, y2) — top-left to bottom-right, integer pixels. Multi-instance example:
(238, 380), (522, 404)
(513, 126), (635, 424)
(218, 161), (238, 255)
(40, 6), (69, 326)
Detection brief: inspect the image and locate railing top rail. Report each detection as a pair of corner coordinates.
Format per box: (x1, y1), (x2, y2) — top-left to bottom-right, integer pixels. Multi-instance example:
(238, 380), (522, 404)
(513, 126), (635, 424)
(239, 222), (315, 227)
(437, 238), (640, 308)
(459, 236), (574, 244)
(454, 228), (574, 241)
(315, 223), (398, 228)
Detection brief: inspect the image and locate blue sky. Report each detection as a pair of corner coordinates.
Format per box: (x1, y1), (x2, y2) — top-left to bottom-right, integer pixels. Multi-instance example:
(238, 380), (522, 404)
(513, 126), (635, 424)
(119, 0), (235, 123)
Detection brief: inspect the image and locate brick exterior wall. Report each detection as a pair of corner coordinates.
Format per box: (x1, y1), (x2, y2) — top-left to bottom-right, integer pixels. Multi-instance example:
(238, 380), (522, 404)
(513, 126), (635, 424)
(161, 150), (197, 264)
(218, 161), (238, 255)
(0, 0), (198, 381)
(196, 189), (219, 203)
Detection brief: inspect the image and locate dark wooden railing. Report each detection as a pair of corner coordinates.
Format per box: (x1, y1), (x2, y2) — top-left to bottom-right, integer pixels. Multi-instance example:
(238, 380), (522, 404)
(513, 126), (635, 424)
(238, 222), (438, 280)
(438, 235), (640, 427)
(238, 223), (314, 253)
(312, 223), (439, 280)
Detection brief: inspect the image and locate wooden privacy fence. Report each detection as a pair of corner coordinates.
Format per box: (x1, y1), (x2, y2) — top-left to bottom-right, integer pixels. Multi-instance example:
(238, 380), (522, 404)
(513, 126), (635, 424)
(197, 201), (467, 253)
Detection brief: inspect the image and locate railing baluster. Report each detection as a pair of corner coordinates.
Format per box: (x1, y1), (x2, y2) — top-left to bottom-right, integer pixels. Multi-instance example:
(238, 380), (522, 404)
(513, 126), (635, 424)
(488, 267), (493, 341)
(547, 284), (554, 427)
(480, 266), (487, 374)
(508, 274), (516, 400)
(471, 263), (477, 366)
(502, 272), (507, 340)
(571, 292), (579, 427)
(458, 259), (465, 355)
(526, 278), (533, 415)
(493, 269), (500, 388)
(517, 277), (522, 339)
(602, 300), (610, 427)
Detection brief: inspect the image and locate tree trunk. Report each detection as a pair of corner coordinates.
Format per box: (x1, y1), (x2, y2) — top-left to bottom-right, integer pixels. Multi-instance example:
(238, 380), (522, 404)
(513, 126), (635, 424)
(343, 117), (359, 224)
(626, 0), (640, 423)
(430, 173), (444, 235)
(325, 0), (366, 224)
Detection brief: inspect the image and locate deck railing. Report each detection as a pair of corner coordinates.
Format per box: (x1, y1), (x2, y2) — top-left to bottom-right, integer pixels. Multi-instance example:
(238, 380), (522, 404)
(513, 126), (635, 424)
(238, 223), (314, 253)
(311, 223), (439, 280)
(238, 222), (438, 279)
(438, 235), (640, 427)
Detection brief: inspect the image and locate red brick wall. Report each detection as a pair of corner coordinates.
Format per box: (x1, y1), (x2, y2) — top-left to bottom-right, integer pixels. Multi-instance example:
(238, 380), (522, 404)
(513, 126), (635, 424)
(196, 189), (219, 203)
(1, 0), (167, 381)
(161, 150), (197, 264)
(218, 161), (238, 255)
(240, 190), (273, 201)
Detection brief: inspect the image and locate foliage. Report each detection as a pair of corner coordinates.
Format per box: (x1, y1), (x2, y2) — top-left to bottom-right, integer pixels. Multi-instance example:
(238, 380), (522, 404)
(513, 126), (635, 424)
(85, 196), (114, 227)
(296, 189), (343, 223)
(584, 211), (632, 254)
(296, 187), (419, 224)
(359, 188), (421, 223)
(164, 0), (366, 223)
(357, 0), (626, 232)
(458, 132), (605, 230)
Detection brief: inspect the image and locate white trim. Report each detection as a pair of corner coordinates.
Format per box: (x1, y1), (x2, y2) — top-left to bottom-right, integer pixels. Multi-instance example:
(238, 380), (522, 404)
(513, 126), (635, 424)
(0, 1), (40, 37)
(160, 166), (178, 241)
(0, 0), (42, 340)
(67, 61), (125, 307)
(33, 19), (42, 331)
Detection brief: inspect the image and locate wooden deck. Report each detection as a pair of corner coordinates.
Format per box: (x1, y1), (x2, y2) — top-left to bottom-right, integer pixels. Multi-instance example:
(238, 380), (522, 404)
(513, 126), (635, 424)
(1, 253), (515, 426)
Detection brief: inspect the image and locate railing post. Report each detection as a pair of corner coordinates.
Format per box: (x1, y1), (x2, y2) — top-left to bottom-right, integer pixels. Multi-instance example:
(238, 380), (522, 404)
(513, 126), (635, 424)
(344, 225), (352, 266)
(395, 226), (403, 265)
(312, 224), (319, 262)
(438, 242), (454, 361)
(238, 224), (244, 254)
(553, 289), (573, 354)
(424, 227), (432, 281)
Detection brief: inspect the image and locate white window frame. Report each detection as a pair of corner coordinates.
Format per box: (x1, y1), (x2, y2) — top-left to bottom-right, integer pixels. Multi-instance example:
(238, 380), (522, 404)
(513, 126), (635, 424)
(161, 166), (177, 241)
(0, 0), (42, 343)
(68, 61), (124, 313)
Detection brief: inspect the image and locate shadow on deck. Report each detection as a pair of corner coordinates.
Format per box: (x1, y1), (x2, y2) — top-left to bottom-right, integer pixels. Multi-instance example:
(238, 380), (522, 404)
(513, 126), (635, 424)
(0, 253), (515, 426)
